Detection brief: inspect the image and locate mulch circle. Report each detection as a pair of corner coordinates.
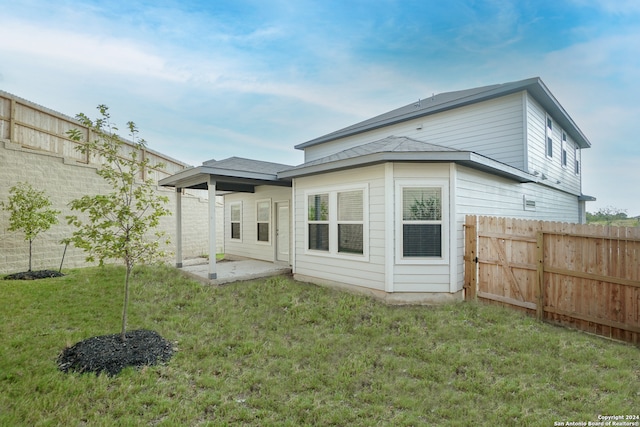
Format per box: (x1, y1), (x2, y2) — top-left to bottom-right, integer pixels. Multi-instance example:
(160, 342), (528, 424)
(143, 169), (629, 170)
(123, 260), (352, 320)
(4, 270), (65, 280)
(58, 329), (175, 376)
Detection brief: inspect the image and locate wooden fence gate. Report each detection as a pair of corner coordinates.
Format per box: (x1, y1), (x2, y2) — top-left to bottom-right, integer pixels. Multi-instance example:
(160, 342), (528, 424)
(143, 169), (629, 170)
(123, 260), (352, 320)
(464, 215), (640, 344)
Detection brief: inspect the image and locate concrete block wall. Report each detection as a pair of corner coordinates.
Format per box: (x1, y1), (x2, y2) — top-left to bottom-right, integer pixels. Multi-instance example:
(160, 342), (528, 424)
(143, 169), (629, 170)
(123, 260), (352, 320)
(0, 139), (221, 274)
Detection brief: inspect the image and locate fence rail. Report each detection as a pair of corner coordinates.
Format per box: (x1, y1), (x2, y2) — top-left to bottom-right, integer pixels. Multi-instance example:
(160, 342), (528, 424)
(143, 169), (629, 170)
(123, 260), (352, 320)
(464, 215), (640, 344)
(0, 90), (188, 182)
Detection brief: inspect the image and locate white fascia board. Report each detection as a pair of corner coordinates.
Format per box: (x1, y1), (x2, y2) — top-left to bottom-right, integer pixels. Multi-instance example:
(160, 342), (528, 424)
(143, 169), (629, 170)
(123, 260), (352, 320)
(158, 166), (209, 188)
(159, 165), (288, 189)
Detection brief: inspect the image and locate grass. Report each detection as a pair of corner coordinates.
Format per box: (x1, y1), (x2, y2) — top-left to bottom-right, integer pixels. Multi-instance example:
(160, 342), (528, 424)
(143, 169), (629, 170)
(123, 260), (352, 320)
(588, 218), (640, 227)
(1, 265), (639, 426)
(199, 253), (226, 261)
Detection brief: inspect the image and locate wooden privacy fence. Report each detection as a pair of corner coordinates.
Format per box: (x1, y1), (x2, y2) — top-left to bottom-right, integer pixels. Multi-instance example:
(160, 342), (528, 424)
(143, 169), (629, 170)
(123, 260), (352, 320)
(0, 90), (187, 181)
(464, 215), (640, 344)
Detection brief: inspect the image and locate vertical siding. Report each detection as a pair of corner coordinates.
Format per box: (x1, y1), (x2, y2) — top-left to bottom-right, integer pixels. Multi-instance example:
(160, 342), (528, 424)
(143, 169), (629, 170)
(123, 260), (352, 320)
(223, 186), (291, 262)
(526, 94), (582, 195)
(294, 164), (386, 290)
(304, 93), (526, 170)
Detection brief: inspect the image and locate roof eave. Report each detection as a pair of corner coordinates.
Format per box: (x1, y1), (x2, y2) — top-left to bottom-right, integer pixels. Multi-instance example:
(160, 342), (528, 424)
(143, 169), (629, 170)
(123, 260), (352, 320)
(278, 152), (534, 183)
(526, 80), (591, 149)
(159, 166), (209, 188)
(295, 78), (591, 151)
(159, 165), (291, 190)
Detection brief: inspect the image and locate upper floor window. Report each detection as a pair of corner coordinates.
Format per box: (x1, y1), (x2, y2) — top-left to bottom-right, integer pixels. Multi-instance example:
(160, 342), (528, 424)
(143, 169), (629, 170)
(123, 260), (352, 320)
(546, 116), (553, 158)
(574, 146), (580, 175)
(561, 132), (568, 167)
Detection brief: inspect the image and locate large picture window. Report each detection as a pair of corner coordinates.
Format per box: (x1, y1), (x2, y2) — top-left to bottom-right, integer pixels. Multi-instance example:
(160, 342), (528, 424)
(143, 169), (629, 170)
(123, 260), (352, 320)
(230, 202), (241, 240)
(256, 200), (271, 243)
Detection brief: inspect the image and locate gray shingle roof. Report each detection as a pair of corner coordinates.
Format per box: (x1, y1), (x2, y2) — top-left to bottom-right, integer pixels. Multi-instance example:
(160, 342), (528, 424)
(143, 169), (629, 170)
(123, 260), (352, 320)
(202, 156), (293, 175)
(290, 136), (460, 170)
(278, 135), (534, 184)
(159, 156), (294, 190)
(296, 77), (591, 150)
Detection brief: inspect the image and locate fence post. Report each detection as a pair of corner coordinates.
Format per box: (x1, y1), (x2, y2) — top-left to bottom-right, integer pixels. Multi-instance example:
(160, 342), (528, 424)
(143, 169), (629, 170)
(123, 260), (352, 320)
(464, 215), (478, 300)
(536, 231), (544, 321)
(9, 98), (16, 141)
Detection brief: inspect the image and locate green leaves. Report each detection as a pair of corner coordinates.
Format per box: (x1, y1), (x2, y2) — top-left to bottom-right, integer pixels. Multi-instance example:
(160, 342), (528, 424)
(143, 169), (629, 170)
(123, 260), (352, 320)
(1, 182), (60, 271)
(65, 105), (171, 339)
(65, 105), (171, 268)
(1, 182), (60, 242)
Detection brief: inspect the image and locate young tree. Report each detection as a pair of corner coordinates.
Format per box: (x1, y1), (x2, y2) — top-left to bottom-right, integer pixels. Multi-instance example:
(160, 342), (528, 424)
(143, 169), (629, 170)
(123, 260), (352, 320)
(65, 105), (171, 341)
(1, 182), (60, 272)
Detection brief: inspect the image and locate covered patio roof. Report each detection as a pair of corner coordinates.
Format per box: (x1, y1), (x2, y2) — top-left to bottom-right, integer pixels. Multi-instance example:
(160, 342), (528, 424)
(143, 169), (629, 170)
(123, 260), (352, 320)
(158, 156), (293, 192)
(158, 156), (293, 280)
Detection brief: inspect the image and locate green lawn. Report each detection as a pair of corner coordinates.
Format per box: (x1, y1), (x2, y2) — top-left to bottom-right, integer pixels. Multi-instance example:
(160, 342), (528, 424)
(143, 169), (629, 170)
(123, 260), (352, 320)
(588, 218), (640, 227)
(1, 265), (638, 426)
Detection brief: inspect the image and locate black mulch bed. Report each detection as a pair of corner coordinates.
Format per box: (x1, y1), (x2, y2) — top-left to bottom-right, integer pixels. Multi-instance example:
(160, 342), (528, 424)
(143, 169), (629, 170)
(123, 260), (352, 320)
(4, 270), (65, 280)
(58, 329), (175, 376)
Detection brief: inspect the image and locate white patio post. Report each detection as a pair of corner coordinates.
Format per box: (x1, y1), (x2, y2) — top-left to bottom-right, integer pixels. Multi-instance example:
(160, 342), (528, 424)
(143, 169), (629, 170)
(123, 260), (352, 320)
(208, 177), (217, 279)
(176, 187), (183, 268)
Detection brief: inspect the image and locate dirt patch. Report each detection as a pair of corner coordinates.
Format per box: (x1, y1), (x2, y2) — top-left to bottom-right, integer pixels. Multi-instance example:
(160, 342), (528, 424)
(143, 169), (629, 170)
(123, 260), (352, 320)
(58, 329), (174, 376)
(4, 270), (65, 280)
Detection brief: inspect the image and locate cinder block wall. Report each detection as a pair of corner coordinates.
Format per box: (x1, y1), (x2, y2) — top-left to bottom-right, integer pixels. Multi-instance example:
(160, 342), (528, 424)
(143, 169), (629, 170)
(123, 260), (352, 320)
(0, 92), (221, 274)
(0, 140), (222, 274)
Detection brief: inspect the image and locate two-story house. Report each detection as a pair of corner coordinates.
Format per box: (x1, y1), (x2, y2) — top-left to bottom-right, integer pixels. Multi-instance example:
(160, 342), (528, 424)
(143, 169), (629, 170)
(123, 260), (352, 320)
(160, 77), (594, 302)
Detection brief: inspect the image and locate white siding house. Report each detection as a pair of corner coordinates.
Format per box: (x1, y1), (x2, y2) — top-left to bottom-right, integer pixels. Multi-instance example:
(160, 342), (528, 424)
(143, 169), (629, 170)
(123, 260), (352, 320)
(224, 185), (292, 263)
(160, 77), (594, 302)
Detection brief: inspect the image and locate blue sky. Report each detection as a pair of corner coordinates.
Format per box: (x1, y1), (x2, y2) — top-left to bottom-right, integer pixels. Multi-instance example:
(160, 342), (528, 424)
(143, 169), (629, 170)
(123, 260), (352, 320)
(1, 0), (639, 215)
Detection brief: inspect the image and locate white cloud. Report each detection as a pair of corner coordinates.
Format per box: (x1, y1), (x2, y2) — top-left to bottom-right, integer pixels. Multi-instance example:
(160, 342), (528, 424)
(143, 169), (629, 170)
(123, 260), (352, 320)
(2, 0), (638, 214)
(570, 0), (640, 14)
(0, 20), (189, 82)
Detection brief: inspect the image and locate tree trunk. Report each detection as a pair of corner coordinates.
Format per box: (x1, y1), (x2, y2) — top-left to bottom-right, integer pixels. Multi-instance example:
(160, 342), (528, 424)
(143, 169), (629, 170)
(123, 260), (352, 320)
(121, 262), (132, 342)
(28, 239), (33, 272)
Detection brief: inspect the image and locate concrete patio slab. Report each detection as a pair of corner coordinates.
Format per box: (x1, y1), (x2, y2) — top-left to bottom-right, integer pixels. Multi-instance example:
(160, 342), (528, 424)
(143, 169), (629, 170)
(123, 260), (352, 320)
(178, 257), (291, 285)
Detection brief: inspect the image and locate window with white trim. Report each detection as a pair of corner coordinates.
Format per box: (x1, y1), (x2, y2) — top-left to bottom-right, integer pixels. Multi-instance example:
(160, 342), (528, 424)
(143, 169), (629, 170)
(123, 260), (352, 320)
(546, 116), (553, 158)
(395, 180), (448, 264)
(256, 199), (271, 243)
(307, 193), (329, 251)
(230, 202), (242, 241)
(337, 190), (364, 254)
(561, 131), (568, 167)
(574, 146), (580, 175)
(306, 186), (368, 257)
(401, 187), (443, 257)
